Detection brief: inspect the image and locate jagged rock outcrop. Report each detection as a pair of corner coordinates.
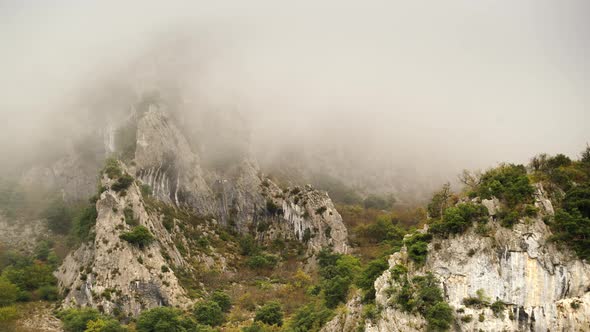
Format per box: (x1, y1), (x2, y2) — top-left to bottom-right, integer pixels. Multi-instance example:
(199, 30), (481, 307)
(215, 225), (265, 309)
(330, 185), (590, 332)
(56, 166), (190, 316)
(133, 107), (348, 254)
(55, 106), (349, 316)
(134, 106), (215, 214)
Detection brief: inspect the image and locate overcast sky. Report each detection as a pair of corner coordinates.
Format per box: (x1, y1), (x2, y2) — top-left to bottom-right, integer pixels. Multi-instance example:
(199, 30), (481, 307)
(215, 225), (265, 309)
(0, 0), (589, 180)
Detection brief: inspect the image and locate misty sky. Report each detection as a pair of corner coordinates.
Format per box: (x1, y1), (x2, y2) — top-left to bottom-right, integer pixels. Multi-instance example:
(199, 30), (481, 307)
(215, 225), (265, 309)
(0, 0), (589, 181)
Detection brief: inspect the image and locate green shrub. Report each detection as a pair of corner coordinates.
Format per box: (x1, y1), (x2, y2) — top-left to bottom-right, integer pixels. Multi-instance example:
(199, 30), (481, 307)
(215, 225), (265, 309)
(193, 300), (224, 326)
(246, 254), (278, 270)
(255, 301), (284, 326)
(58, 308), (103, 332)
(318, 251), (360, 308)
(404, 233), (432, 264)
(239, 235), (260, 256)
(286, 302), (333, 332)
(211, 290), (232, 313)
(137, 306), (209, 332)
(73, 201), (98, 242)
(104, 159), (122, 179)
(356, 257), (389, 293)
(112, 174), (134, 192)
(393, 273), (453, 331)
(0, 306), (19, 323)
(0, 279), (19, 306)
(2, 261), (56, 292)
(38, 285), (60, 301)
(491, 300), (506, 317)
(477, 164), (534, 208)
(119, 226), (154, 248)
(425, 302), (454, 331)
(429, 203), (488, 236)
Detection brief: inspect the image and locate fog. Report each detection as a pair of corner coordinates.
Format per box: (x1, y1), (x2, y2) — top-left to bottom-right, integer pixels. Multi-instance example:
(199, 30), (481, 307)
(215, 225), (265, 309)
(1, 0), (589, 200)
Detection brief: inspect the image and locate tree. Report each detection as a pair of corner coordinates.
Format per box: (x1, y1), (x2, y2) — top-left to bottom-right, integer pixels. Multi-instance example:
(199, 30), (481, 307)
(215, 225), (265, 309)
(458, 169), (481, 190)
(427, 183), (452, 219)
(193, 301), (224, 326)
(255, 302), (284, 326)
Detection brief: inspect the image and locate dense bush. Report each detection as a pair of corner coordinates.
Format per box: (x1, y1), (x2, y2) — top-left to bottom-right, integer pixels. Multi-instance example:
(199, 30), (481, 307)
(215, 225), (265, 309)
(119, 226), (154, 247)
(476, 164), (534, 208)
(551, 208), (590, 259)
(0, 278), (18, 306)
(239, 235), (260, 256)
(72, 199), (99, 242)
(246, 254), (278, 270)
(211, 290), (232, 313)
(404, 233), (432, 264)
(429, 203), (488, 236)
(255, 301), (284, 326)
(317, 249), (360, 308)
(286, 302), (333, 332)
(356, 257), (389, 296)
(393, 273), (453, 331)
(137, 307), (209, 332)
(58, 308), (104, 332)
(193, 300), (224, 326)
(112, 174), (134, 192)
(103, 159), (123, 179)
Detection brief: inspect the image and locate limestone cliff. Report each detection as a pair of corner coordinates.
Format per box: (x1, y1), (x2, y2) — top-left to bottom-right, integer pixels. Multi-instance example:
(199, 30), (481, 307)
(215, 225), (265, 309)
(132, 107), (348, 254)
(56, 165), (190, 316)
(326, 185), (590, 332)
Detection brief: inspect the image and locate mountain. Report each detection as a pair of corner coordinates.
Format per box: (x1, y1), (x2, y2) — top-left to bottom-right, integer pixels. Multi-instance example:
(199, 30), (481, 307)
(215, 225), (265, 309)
(0, 99), (589, 332)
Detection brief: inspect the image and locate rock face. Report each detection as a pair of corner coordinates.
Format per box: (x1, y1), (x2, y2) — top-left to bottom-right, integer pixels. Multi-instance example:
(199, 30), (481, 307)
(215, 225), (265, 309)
(333, 185), (590, 332)
(56, 167), (189, 317)
(55, 107), (349, 316)
(133, 107), (348, 254)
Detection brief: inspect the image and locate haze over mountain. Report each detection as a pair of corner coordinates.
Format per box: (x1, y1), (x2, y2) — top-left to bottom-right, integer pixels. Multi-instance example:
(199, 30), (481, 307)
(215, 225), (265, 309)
(1, 0), (589, 200)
